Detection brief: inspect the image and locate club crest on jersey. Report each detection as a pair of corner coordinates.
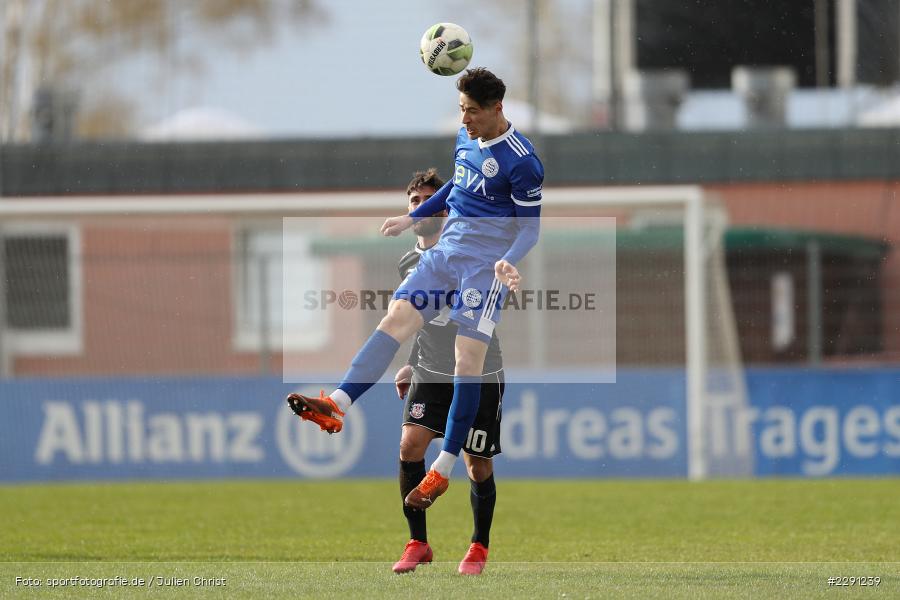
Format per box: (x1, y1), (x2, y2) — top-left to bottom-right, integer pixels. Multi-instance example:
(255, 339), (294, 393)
(481, 158), (499, 178)
(410, 403), (425, 419)
(462, 288), (483, 308)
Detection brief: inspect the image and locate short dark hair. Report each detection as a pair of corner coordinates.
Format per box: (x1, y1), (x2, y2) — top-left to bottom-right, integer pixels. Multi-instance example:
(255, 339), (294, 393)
(456, 68), (506, 107)
(406, 168), (445, 195)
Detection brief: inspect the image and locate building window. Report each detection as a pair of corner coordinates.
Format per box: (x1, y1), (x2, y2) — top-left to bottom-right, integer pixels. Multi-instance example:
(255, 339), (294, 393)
(234, 224), (327, 352)
(1, 225), (82, 355)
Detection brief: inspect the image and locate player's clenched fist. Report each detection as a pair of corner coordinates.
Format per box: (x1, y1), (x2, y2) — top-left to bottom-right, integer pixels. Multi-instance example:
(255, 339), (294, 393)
(394, 364), (413, 399)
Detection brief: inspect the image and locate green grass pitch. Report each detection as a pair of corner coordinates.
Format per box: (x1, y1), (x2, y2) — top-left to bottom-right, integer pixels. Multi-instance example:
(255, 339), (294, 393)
(2, 479), (898, 598)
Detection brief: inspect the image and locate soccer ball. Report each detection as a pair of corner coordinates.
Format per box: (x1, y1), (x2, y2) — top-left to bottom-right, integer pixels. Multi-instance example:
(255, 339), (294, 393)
(419, 23), (473, 76)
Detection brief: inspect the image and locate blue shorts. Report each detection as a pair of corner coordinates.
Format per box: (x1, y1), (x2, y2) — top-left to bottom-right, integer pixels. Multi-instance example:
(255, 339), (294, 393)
(393, 248), (506, 343)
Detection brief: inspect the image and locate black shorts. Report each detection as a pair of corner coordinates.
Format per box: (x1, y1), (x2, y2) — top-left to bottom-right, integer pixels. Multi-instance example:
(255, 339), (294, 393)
(402, 367), (504, 458)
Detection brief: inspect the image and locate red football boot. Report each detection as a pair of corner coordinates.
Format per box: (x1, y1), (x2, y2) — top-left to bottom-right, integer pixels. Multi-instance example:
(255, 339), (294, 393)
(392, 540), (433, 574)
(458, 542), (488, 575)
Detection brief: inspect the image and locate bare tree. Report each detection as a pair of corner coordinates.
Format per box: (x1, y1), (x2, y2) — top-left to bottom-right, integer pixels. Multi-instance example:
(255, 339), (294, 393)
(1, 0), (326, 141)
(467, 0), (593, 129)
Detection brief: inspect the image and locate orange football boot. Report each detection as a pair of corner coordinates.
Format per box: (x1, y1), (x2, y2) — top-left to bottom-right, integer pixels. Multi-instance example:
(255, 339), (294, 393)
(404, 469), (449, 509)
(285, 391), (344, 433)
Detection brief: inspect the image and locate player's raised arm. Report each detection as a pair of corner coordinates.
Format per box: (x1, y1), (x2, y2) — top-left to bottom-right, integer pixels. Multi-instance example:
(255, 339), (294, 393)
(409, 179), (452, 219)
(383, 179), (452, 236)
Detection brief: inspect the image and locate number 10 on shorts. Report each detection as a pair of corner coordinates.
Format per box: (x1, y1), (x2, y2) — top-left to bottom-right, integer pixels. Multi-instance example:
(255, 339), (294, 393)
(467, 429), (488, 452)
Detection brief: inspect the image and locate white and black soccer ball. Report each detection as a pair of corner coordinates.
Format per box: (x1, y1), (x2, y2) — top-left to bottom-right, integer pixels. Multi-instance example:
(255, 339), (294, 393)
(419, 23), (473, 76)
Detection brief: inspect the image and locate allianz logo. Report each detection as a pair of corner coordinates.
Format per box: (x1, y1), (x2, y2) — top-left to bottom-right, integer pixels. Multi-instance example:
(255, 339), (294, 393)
(35, 401), (264, 465)
(33, 397), (365, 478)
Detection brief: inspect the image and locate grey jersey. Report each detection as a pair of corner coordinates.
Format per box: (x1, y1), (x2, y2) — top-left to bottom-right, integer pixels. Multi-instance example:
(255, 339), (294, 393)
(399, 244), (503, 375)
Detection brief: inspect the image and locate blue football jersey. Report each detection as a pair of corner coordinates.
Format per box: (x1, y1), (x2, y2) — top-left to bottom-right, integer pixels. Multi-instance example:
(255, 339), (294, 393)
(435, 125), (544, 261)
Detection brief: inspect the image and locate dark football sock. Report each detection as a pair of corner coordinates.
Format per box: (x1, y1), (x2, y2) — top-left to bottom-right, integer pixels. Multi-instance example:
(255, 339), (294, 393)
(470, 473), (496, 548)
(400, 459), (428, 543)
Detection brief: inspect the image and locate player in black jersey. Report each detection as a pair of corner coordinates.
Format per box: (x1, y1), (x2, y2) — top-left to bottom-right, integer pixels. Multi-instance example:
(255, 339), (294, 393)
(391, 169), (504, 576)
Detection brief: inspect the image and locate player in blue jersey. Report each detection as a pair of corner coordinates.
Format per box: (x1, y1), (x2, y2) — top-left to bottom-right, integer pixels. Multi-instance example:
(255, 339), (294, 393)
(391, 169), (505, 575)
(287, 68), (543, 510)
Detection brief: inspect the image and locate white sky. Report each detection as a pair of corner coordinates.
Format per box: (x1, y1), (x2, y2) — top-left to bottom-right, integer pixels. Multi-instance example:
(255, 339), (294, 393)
(125, 1), (530, 138)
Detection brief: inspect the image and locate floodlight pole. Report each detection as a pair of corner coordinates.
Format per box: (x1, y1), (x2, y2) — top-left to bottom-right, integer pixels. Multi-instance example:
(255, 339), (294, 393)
(836, 0), (857, 88)
(612, 0), (636, 131)
(837, 0), (858, 122)
(592, 0), (614, 127)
